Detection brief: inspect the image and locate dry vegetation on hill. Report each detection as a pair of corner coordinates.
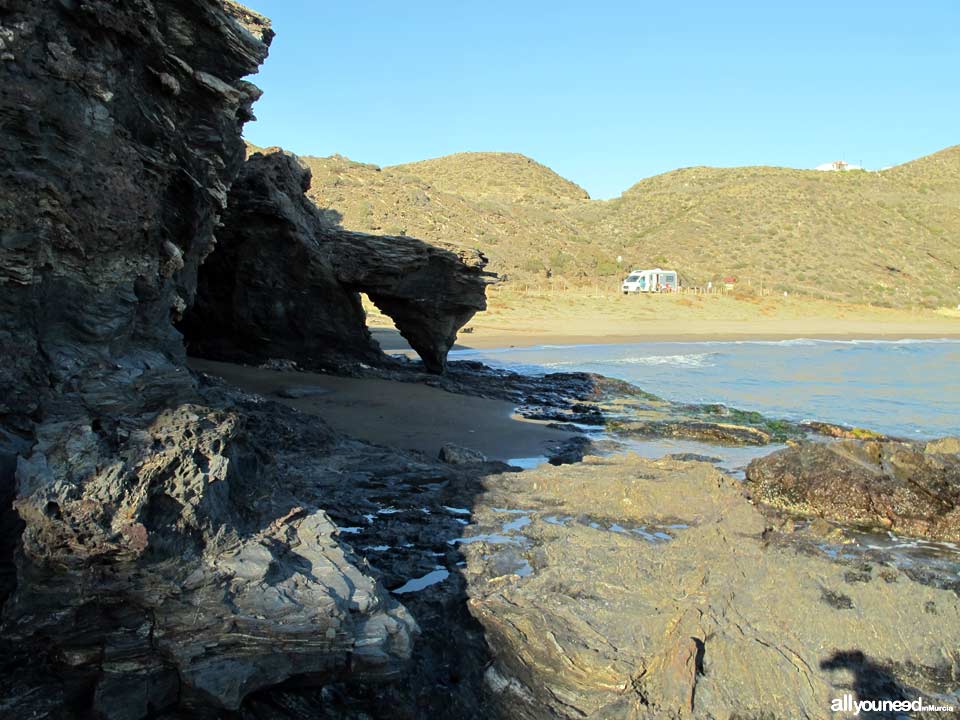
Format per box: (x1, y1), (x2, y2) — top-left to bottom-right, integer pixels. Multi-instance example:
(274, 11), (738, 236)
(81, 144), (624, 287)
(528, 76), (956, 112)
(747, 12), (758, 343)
(250, 143), (960, 308)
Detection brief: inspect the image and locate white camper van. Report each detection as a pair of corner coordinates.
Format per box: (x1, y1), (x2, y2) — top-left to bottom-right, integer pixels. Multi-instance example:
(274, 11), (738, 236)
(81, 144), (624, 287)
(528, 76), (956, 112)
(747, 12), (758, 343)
(622, 268), (679, 294)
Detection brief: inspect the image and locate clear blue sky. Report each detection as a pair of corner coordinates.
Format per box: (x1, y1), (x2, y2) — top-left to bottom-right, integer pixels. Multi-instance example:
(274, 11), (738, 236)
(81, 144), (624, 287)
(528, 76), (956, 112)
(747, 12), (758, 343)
(243, 1), (959, 199)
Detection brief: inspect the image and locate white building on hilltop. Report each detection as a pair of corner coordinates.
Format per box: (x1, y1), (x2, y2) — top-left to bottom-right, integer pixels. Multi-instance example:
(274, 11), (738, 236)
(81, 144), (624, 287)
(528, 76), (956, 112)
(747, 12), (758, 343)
(816, 160), (863, 172)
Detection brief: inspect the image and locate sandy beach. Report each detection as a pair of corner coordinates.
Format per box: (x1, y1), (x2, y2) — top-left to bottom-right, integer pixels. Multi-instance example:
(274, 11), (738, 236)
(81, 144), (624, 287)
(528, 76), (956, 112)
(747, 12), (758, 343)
(189, 358), (573, 462)
(364, 291), (960, 352)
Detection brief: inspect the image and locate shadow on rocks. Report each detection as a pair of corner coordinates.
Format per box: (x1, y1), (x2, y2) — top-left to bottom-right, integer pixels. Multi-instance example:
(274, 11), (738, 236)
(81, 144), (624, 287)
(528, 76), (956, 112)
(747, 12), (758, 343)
(820, 650), (906, 718)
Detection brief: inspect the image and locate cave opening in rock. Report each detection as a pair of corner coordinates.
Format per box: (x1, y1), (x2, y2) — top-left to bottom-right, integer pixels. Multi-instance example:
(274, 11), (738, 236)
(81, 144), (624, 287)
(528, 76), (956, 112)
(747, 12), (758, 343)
(178, 149), (489, 375)
(359, 291), (411, 361)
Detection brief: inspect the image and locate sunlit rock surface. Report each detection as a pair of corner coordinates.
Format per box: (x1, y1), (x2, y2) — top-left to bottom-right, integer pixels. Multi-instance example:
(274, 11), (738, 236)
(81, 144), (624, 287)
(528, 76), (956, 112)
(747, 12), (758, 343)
(464, 454), (960, 718)
(747, 438), (960, 542)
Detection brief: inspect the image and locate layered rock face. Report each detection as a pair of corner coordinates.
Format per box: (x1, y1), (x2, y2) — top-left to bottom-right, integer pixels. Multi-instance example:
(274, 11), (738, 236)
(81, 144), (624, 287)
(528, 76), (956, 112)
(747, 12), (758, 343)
(179, 150), (383, 369)
(181, 149), (495, 374)
(6, 398), (419, 717)
(329, 226), (493, 374)
(0, 3), (426, 717)
(0, 0), (271, 422)
(0, 0), (273, 612)
(464, 455), (960, 718)
(746, 438), (960, 541)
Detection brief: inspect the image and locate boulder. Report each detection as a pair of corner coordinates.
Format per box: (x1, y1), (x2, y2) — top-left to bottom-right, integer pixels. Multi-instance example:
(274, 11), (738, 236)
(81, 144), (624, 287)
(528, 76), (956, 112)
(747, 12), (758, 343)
(4, 399), (419, 716)
(439, 443), (488, 465)
(181, 150), (495, 374)
(746, 439), (960, 541)
(547, 436), (593, 465)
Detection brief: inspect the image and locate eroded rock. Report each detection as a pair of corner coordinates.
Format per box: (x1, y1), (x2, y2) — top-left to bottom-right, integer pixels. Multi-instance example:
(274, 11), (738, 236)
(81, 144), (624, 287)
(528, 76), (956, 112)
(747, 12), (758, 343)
(0, 0), (272, 422)
(180, 150), (384, 369)
(329, 229), (494, 374)
(4, 396), (423, 717)
(439, 443), (488, 465)
(0, 2), (434, 717)
(546, 435), (593, 465)
(464, 455), (960, 718)
(746, 438), (960, 541)
(181, 149), (495, 374)
(615, 419), (773, 445)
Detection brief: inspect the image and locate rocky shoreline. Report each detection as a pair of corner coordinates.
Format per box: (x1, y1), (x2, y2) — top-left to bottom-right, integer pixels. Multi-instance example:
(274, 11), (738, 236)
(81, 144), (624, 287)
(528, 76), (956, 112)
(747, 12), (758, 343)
(5, 330), (956, 718)
(1, 1), (958, 718)
(464, 453), (960, 719)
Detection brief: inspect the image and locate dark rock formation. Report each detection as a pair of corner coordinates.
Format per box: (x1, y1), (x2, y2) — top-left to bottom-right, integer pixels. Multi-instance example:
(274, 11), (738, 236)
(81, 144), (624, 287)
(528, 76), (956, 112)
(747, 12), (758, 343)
(329, 228), (493, 374)
(746, 438), (960, 541)
(546, 435), (593, 465)
(179, 150), (383, 369)
(0, 0), (275, 649)
(181, 149), (495, 374)
(0, 2), (430, 716)
(439, 443), (488, 465)
(614, 419), (773, 445)
(666, 452), (722, 464)
(5, 397), (420, 717)
(0, 0), (272, 423)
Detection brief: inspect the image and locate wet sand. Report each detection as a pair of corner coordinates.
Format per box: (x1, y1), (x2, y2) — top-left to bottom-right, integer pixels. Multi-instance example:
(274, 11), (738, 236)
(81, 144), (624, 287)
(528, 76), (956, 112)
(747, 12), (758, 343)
(189, 358), (573, 462)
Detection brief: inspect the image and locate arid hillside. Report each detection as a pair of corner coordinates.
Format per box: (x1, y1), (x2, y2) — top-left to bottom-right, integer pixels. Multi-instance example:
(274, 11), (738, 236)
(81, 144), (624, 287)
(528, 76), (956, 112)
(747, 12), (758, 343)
(254, 143), (960, 308)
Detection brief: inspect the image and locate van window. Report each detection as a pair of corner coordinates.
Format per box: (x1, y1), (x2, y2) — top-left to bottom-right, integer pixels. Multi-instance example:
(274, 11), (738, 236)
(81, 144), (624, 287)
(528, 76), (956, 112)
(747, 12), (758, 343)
(663, 274), (676, 285)
(626, 274), (640, 282)
(639, 277), (647, 287)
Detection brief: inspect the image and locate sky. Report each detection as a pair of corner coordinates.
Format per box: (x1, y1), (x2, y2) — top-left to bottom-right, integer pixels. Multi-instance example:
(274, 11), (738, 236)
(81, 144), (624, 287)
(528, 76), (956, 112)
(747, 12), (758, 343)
(242, 1), (960, 199)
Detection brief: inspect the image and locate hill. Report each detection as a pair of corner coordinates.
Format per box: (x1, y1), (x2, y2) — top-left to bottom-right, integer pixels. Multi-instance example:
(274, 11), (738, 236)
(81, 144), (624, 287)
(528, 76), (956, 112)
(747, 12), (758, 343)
(248, 145), (960, 308)
(580, 152), (960, 306)
(389, 152), (590, 209)
(294, 152), (596, 285)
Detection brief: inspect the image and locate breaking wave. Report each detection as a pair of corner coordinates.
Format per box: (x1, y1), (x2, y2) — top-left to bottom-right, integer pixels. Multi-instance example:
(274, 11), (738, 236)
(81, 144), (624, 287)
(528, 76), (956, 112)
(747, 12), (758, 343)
(538, 353), (718, 369)
(601, 352), (719, 368)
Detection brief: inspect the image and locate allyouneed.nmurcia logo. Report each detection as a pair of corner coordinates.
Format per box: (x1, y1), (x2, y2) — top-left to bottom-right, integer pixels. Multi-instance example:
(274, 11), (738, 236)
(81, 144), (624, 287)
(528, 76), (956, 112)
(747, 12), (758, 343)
(831, 694), (956, 715)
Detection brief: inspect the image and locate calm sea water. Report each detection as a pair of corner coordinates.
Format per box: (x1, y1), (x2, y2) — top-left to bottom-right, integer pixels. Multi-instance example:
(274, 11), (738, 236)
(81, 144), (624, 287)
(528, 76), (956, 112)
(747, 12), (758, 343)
(451, 339), (960, 439)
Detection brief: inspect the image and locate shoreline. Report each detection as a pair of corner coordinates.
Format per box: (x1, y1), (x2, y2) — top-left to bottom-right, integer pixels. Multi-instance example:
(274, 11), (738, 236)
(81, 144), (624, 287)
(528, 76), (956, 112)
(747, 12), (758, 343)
(372, 291), (960, 352)
(189, 358), (575, 462)
(368, 326), (960, 441)
(451, 330), (960, 351)
(369, 326), (960, 354)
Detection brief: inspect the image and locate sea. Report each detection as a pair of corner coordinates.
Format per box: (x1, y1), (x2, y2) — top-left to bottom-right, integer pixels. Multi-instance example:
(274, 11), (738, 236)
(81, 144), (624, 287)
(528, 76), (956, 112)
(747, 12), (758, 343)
(452, 337), (960, 590)
(451, 338), (960, 440)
